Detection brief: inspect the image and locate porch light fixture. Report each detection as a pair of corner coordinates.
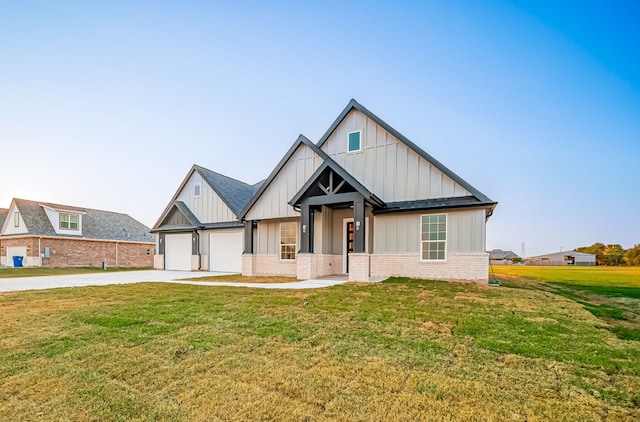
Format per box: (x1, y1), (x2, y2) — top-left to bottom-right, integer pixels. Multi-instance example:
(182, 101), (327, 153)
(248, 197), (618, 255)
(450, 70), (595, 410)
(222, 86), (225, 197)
(302, 224), (307, 233)
(356, 221), (361, 230)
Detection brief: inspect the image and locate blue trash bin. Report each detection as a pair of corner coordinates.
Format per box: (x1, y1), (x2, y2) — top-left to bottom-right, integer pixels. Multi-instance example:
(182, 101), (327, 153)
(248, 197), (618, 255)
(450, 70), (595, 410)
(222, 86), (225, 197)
(12, 256), (24, 268)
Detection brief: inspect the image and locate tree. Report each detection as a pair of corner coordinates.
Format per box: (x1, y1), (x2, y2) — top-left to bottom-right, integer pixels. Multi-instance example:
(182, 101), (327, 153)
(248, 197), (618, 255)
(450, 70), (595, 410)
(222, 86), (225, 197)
(575, 243), (606, 265)
(625, 244), (640, 266)
(603, 244), (626, 266)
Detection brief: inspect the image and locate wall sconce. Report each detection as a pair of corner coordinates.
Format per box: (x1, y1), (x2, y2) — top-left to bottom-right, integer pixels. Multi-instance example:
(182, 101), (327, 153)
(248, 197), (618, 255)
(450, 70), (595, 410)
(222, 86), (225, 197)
(302, 224), (307, 233)
(356, 221), (361, 230)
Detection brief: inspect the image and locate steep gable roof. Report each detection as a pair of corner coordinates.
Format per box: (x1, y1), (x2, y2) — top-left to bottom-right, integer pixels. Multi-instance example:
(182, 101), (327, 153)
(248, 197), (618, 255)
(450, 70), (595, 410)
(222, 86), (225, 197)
(317, 99), (496, 208)
(238, 135), (327, 219)
(0, 208), (7, 229)
(153, 165), (262, 230)
(2, 198), (153, 242)
(288, 158), (385, 208)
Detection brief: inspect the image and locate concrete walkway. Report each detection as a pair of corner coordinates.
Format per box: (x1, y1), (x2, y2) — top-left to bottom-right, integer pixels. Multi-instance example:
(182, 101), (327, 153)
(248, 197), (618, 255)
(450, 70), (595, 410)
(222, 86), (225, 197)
(0, 270), (349, 293)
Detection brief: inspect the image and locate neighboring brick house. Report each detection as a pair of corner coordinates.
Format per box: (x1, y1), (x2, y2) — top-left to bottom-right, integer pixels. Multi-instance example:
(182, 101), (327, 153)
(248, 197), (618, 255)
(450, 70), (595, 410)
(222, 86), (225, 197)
(155, 99), (497, 283)
(0, 198), (155, 268)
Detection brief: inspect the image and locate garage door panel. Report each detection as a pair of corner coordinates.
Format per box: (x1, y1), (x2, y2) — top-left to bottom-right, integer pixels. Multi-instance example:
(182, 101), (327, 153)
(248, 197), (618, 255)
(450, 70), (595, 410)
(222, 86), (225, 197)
(209, 231), (242, 273)
(165, 234), (192, 271)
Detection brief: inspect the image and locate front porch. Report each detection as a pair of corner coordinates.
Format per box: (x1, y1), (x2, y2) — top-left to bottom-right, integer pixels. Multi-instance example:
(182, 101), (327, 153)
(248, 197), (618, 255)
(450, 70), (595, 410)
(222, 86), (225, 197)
(243, 161), (385, 282)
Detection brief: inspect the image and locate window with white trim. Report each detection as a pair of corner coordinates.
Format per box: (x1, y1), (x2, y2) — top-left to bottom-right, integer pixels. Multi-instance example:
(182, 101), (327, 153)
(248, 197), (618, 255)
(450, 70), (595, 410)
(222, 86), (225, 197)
(194, 183), (201, 198)
(60, 213), (79, 230)
(14, 212), (19, 227)
(421, 214), (446, 260)
(280, 222), (297, 261)
(347, 130), (361, 152)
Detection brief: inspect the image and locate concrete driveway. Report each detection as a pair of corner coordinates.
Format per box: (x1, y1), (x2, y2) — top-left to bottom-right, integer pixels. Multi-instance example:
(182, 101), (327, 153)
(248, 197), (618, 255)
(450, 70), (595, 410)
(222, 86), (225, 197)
(0, 270), (349, 293)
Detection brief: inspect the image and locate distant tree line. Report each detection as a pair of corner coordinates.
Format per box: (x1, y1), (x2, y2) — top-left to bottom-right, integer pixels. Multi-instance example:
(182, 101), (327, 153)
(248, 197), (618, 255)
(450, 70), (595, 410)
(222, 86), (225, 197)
(575, 243), (640, 266)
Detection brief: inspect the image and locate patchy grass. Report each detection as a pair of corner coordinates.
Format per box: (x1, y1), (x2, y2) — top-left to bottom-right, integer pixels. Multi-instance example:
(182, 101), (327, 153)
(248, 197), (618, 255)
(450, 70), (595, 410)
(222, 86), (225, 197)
(1, 277), (639, 421)
(0, 266), (152, 278)
(181, 274), (298, 283)
(494, 265), (640, 342)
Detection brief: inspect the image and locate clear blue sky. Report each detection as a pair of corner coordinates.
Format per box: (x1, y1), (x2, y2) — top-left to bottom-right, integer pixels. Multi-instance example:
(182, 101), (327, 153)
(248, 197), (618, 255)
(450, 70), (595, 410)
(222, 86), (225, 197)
(1, 1), (638, 257)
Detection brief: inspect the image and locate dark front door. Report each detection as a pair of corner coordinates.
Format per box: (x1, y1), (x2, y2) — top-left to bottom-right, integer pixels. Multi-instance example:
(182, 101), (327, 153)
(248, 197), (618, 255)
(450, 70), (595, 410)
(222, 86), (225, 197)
(345, 221), (355, 272)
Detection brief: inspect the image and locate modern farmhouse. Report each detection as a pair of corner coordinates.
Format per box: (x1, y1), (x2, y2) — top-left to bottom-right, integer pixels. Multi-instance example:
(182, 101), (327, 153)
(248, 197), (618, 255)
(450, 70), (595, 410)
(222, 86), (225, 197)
(154, 100), (497, 282)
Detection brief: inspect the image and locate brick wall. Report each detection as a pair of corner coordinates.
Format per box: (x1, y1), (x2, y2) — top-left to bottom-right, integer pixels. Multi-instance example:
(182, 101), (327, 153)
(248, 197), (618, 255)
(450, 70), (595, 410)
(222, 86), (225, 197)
(254, 254), (296, 277)
(370, 253), (489, 283)
(0, 236), (154, 268)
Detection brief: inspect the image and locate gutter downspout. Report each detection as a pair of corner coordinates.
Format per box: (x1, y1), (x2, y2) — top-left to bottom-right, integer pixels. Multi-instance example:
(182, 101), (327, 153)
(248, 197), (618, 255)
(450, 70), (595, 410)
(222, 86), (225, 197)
(38, 237), (42, 267)
(116, 242), (119, 267)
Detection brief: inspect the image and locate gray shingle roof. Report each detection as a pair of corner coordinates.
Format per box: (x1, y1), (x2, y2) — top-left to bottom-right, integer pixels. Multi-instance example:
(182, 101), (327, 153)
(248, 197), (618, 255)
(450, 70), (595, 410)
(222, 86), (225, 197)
(6, 199), (154, 242)
(489, 249), (519, 260)
(0, 208), (7, 230)
(374, 196), (492, 215)
(195, 165), (262, 216)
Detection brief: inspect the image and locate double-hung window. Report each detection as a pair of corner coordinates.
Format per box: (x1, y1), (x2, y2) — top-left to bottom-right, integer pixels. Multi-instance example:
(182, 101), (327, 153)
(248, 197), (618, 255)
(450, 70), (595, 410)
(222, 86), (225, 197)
(60, 213), (79, 230)
(280, 222), (297, 261)
(421, 214), (446, 260)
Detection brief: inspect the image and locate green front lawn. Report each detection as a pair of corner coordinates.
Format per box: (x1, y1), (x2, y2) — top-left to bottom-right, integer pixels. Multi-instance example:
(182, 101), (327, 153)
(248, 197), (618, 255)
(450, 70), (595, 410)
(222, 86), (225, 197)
(0, 266), (152, 278)
(1, 276), (638, 421)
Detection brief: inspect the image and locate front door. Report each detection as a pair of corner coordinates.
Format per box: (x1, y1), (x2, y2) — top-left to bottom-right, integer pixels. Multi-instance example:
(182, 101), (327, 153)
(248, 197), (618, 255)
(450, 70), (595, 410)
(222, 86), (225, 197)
(345, 221), (355, 272)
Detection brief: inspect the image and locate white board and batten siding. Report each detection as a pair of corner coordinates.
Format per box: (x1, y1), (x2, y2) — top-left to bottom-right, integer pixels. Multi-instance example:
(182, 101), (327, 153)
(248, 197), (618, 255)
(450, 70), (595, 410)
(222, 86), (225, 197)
(2, 204), (27, 235)
(177, 173), (237, 224)
(320, 109), (471, 202)
(246, 143), (323, 221)
(374, 209), (487, 254)
(209, 231), (243, 272)
(164, 233), (192, 271)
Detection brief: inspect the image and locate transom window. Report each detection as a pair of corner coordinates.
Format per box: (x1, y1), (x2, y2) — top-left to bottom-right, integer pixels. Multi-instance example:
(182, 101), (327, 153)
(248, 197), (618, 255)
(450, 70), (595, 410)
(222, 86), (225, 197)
(60, 213), (79, 230)
(194, 183), (201, 197)
(421, 214), (446, 260)
(280, 222), (297, 261)
(347, 130), (362, 152)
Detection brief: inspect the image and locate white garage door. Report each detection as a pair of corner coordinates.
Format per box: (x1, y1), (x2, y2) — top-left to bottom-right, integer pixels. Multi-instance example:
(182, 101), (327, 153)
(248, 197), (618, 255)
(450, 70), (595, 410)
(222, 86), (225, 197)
(165, 233), (192, 271)
(209, 231), (243, 273)
(6, 246), (27, 268)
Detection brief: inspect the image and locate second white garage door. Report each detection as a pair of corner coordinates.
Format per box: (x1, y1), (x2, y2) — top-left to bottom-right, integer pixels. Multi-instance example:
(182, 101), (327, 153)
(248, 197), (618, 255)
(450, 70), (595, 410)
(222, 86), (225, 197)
(209, 231), (243, 273)
(165, 233), (192, 271)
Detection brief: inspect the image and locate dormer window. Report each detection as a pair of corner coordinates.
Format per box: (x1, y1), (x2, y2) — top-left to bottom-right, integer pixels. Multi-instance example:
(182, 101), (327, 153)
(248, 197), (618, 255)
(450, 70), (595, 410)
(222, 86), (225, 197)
(60, 213), (79, 230)
(194, 183), (201, 198)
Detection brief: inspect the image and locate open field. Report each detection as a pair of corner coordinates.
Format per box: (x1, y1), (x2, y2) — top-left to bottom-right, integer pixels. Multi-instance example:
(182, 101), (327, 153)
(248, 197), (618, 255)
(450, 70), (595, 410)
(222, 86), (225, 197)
(1, 276), (639, 421)
(493, 265), (640, 341)
(0, 267), (152, 279)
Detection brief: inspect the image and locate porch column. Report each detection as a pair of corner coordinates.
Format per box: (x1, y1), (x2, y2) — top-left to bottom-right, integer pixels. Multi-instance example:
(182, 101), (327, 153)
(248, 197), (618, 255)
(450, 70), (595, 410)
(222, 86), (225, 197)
(244, 220), (254, 254)
(349, 197), (370, 282)
(353, 198), (365, 253)
(300, 202), (314, 253)
(242, 220), (256, 276)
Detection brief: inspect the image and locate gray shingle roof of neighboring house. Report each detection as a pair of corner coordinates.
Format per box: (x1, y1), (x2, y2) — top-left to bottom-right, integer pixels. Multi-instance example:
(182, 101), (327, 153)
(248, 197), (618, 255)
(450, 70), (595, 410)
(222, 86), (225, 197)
(0, 208), (7, 230)
(489, 249), (519, 260)
(5, 199), (154, 243)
